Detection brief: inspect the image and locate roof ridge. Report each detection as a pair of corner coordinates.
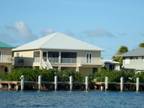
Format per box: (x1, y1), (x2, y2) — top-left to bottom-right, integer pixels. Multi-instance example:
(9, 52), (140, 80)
(39, 33), (57, 48)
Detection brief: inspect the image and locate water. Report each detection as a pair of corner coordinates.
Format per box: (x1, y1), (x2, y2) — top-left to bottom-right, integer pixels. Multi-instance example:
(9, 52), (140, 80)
(0, 91), (144, 108)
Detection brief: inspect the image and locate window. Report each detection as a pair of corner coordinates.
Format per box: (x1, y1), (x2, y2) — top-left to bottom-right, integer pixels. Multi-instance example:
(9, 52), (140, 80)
(61, 52), (76, 58)
(48, 52), (59, 58)
(34, 51), (40, 57)
(89, 53), (91, 63)
(87, 54), (89, 63)
(61, 52), (77, 63)
(43, 52), (47, 57)
(48, 52), (59, 63)
(86, 53), (92, 63)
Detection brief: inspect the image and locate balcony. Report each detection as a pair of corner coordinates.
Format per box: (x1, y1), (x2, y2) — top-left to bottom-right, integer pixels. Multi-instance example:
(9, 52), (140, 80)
(61, 58), (76, 63)
(48, 57), (59, 64)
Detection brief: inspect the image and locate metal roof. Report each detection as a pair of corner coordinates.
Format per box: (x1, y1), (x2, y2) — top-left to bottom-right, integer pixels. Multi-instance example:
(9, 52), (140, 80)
(123, 48), (144, 57)
(103, 60), (119, 64)
(0, 41), (13, 48)
(13, 32), (102, 51)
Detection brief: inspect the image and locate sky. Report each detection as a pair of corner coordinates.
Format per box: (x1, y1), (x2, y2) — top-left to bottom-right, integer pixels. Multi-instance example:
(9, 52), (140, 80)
(0, 0), (144, 59)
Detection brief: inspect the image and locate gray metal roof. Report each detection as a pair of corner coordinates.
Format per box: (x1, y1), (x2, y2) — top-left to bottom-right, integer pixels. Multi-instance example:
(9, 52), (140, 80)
(13, 32), (102, 51)
(123, 48), (144, 57)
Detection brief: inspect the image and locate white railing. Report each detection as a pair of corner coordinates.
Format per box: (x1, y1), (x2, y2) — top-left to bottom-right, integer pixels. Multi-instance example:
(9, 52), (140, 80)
(61, 58), (76, 63)
(34, 57), (40, 63)
(41, 59), (53, 69)
(48, 57), (59, 64)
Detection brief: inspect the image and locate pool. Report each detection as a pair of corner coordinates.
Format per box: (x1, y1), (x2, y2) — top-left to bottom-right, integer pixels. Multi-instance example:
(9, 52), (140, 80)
(0, 91), (144, 108)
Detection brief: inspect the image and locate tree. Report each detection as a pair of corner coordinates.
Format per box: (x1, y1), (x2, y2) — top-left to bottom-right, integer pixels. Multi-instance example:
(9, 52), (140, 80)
(112, 46), (128, 65)
(117, 46), (128, 54)
(139, 43), (144, 48)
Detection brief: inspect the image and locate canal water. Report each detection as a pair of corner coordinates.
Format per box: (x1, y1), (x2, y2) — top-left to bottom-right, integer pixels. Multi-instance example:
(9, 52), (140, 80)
(0, 91), (144, 108)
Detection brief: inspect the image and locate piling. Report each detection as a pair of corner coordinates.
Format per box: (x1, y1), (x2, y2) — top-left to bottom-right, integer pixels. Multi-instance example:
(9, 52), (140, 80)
(54, 76), (57, 91)
(105, 76), (108, 91)
(20, 75), (24, 91)
(136, 77), (139, 92)
(38, 75), (42, 91)
(85, 76), (88, 91)
(120, 77), (123, 92)
(8, 84), (11, 90)
(69, 76), (73, 91)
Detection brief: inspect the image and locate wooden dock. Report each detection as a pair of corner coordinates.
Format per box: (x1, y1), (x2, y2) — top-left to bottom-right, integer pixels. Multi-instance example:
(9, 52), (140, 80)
(0, 76), (144, 91)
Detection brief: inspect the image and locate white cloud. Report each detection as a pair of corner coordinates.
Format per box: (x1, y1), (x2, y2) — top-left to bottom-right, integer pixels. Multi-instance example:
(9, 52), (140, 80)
(0, 21), (37, 45)
(41, 28), (55, 36)
(84, 28), (115, 37)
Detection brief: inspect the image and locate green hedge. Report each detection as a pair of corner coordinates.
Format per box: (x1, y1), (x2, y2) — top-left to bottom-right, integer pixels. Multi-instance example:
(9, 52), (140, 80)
(0, 68), (85, 82)
(93, 68), (144, 83)
(1, 68), (144, 83)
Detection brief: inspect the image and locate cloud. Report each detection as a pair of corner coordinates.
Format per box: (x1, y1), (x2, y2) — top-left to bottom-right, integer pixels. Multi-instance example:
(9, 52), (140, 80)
(83, 28), (115, 37)
(118, 32), (128, 36)
(40, 28), (55, 36)
(0, 21), (36, 45)
(139, 32), (144, 37)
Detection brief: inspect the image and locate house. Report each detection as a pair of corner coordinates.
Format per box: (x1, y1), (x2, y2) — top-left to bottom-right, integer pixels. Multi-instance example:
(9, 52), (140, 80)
(12, 32), (103, 75)
(123, 48), (144, 71)
(103, 60), (120, 71)
(0, 41), (13, 72)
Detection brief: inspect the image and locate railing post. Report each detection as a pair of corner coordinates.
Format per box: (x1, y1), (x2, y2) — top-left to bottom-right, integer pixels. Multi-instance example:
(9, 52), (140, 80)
(54, 76), (57, 91)
(105, 76), (108, 91)
(136, 77), (139, 92)
(85, 76), (88, 91)
(69, 76), (73, 91)
(120, 77), (123, 92)
(20, 75), (24, 91)
(38, 75), (42, 91)
(15, 85), (19, 91)
(8, 84), (11, 90)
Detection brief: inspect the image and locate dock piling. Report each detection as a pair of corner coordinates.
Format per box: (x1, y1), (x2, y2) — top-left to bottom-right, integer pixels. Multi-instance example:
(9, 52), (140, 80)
(8, 84), (11, 90)
(69, 76), (73, 91)
(38, 75), (41, 91)
(120, 77), (123, 92)
(136, 77), (139, 92)
(85, 76), (88, 91)
(105, 76), (108, 91)
(20, 75), (24, 91)
(54, 76), (57, 91)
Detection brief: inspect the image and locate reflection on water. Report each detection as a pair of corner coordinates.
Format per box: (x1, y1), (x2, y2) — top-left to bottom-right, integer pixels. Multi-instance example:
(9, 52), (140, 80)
(0, 91), (144, 108)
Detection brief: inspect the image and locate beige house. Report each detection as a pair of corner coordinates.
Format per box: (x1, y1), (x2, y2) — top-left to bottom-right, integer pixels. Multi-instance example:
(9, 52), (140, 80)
(12, 32), (103, 75)
(0, 42), (13, 73)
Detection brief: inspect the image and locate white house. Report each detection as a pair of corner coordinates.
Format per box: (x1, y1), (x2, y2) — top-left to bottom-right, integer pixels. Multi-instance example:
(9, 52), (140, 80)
(12, 32), (103, 75)
(0, 42), (13, 73)
(103, 60), (120, 71)
(123, 48), (144, 71)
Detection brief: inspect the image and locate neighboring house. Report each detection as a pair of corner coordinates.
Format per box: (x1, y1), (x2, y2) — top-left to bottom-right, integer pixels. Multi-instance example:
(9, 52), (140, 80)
(103, 60), (120, 71)
(0, 41), (13, 73)
(123, 48), (144, 71)
(12, 32), (103, 75)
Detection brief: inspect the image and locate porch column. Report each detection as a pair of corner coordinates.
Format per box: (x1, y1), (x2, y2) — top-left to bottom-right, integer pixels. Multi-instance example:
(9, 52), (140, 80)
(76, 67), (79, 72)
(58, 52), (61, 71)
(39, 50), (43, 69)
